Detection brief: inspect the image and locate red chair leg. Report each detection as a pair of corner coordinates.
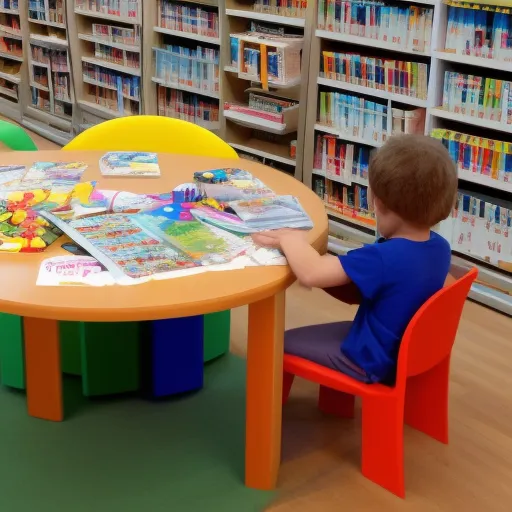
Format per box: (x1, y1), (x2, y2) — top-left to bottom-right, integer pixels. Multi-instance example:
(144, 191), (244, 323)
(405, 356), (450, 444)
(318, 386), (355, 418)
(282, 372), (295, 405)
(361, 394), (405, 498)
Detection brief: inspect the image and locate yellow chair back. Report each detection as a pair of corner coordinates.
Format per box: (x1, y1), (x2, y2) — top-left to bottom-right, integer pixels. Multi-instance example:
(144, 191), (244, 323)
(63, 116), (238, 159)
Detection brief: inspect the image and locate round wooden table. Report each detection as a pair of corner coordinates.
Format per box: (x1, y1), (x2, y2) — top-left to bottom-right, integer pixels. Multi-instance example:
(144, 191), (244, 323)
(0, 150), (328, 490)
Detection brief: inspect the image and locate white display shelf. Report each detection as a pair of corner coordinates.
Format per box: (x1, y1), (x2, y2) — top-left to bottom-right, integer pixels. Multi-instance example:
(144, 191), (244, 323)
(151, 77), (220, 100)
(0, 70), (20, 83)
(0, 7), (19, 14)
(229, 142), (296, 167)
(29, 33), (68, 48)
(225, 9), (305, 28)
(81, 55), (141, 76)
(74, 8), (141, 25)
(153, 26), (220, 45)
(0, 85), (17, 99)
(224, 110), (290, 134)
(28, 18), (66, 29)
(317, 77), (428, 108)
(78, 99), (123, 118)
(312, 168), (369, 187)
(0, 28), (22, 39)
(429, 107), (512, 135)
(78, 33), (140, 52)
(458, 172), (512, 194)
(316, 30), (431, 57)
(30, 81), (49, 92)
(433, 50), (512, 74)
(314, 123), (385, 148)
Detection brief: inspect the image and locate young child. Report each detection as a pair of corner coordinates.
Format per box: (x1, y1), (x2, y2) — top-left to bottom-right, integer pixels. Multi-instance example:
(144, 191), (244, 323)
(252, 135), (458, 385)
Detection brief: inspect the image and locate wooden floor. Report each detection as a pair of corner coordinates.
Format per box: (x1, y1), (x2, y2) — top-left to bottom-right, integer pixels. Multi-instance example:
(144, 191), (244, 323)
(6, 122), (512, 511)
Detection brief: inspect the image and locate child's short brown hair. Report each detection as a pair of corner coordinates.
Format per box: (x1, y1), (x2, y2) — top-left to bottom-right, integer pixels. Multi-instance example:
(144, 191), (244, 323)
(369, 134), (458, 227)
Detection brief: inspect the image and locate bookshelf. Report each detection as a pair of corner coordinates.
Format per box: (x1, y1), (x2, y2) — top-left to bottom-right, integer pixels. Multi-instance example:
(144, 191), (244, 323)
(219, 0), (313, 181)
(20, 0), (74, 144)
(0, 0), (24, 122)
(67, 0), (142, 132)
(302, 0), (512, 315)
(143, 0), (222, 132)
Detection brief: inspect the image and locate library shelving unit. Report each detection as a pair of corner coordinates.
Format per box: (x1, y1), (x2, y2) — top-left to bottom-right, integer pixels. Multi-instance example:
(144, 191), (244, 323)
(143, 0), (222, 133)
(0, 0), (25, 122)
(67, 0), (142, 132)
(302, 0), (512, 315)
(219, 0), (313, 181)
(21, 0), (75, 144)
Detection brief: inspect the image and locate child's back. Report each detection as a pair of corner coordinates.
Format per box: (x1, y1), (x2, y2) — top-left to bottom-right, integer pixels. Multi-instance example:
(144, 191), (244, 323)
(252, 134), (458, 385)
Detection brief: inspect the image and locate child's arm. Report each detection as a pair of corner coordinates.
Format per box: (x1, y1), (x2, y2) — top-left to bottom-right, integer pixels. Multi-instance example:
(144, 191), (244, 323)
(252, 230), (351, 288)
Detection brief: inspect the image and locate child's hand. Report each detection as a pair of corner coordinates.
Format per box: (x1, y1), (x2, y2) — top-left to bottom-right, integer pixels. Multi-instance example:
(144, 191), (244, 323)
(252, 229), (306, 249)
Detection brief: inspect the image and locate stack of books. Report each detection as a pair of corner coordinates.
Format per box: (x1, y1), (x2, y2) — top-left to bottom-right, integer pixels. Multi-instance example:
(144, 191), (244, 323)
(157, 86), (219, 130)
(158, 0), (219, 38)
(314, 133), (370, 186)
(320, 51), (429, 100)
(75, 0), (140, 20)
(318, 0), (433, 53)
(444, 1), (512, 62)
(253, 0), (307, 18)
(318, 90), (388, 144)
(154, 44), (219, 95)
(432, 128), (512, 187)
(91, 23), (141, 46)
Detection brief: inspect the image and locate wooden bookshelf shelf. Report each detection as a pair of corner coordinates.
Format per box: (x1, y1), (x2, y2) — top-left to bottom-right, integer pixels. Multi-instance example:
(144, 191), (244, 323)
(73, 8), (140, 25)
(433, 50), (512, 74)
(153, 26), (220, 46)
(29, 33), (68, 47)
(225, 9), (305, 28)
(77, 32), (139, 51)
(81, 55), (141, 76)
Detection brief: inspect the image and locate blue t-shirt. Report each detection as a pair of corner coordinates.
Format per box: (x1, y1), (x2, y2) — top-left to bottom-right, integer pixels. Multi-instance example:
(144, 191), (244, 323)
(338, 231), (451, 384)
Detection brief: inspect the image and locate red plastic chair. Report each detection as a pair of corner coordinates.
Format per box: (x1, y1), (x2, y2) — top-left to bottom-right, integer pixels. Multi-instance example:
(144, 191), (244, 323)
(282, 267), (478, 498)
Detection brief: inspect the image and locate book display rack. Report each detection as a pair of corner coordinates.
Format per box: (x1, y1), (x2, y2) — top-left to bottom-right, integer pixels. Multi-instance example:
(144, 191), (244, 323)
(0, 0), (509, 314)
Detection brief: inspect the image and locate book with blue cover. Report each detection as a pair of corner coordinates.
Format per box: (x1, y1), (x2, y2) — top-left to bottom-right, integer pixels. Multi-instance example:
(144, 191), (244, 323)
(99, 152), (160, 177)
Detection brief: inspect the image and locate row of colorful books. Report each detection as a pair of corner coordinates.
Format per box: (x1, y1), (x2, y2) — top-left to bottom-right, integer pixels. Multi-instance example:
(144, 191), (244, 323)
(154, 45), (220, 95)
(320, 51), (429, 100)
(317, 1), (433, 53)
(33, 68), (48, 87)
(75, 0), (140, 20)
(53, 73), (71, 103)
(314, 134), (370, 186)
(432, 128), (512, 186)
(318, 91), (388, 144)
(83, 62), (140, 99)
(445, 3), (511, 62)
(92, 43), (140, 69)
(442, 72), (512, 126)
(91, 23), (141, 46)
(253, 0), (307, 18)
(28, 0), (64, 24)
(451, 191), (511, 268)
(157, 85), (219, 131)
(158, 0), (219, 38)
(391, 107), (425, 136)
(31, 87), (50, 111)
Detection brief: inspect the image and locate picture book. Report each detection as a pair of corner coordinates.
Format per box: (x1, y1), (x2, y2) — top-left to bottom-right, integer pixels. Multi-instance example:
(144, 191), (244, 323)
(193, 168), (274, 201)
(17, 161), (87, 192)
(36, 255), (115, 286)
(99, 152), (161, 177)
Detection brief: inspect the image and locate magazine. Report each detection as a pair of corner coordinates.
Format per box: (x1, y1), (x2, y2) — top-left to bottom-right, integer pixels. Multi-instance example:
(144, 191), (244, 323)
(189, 195), (313, 234)
(193, 168), (274, 201)
(36, 255), (114, 286)
(41, 202), (253, 282)
(99, 152), (160, 177)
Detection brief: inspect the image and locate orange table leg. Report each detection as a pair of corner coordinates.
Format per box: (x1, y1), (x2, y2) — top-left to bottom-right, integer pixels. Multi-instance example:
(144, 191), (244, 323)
(245, 291), (285, 490)
(23, 317), (63, 421)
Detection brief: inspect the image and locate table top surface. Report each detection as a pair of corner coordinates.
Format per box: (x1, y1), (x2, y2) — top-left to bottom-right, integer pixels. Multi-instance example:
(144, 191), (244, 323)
(0, 150), (328, 322)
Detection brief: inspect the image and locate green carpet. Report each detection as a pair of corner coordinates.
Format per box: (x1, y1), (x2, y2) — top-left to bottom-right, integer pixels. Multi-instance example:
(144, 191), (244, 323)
(0, 355), (276, 512)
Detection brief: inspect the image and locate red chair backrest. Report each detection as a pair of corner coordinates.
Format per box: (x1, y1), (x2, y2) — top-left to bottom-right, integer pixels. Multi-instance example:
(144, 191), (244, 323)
(396, 267), (478, 380)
